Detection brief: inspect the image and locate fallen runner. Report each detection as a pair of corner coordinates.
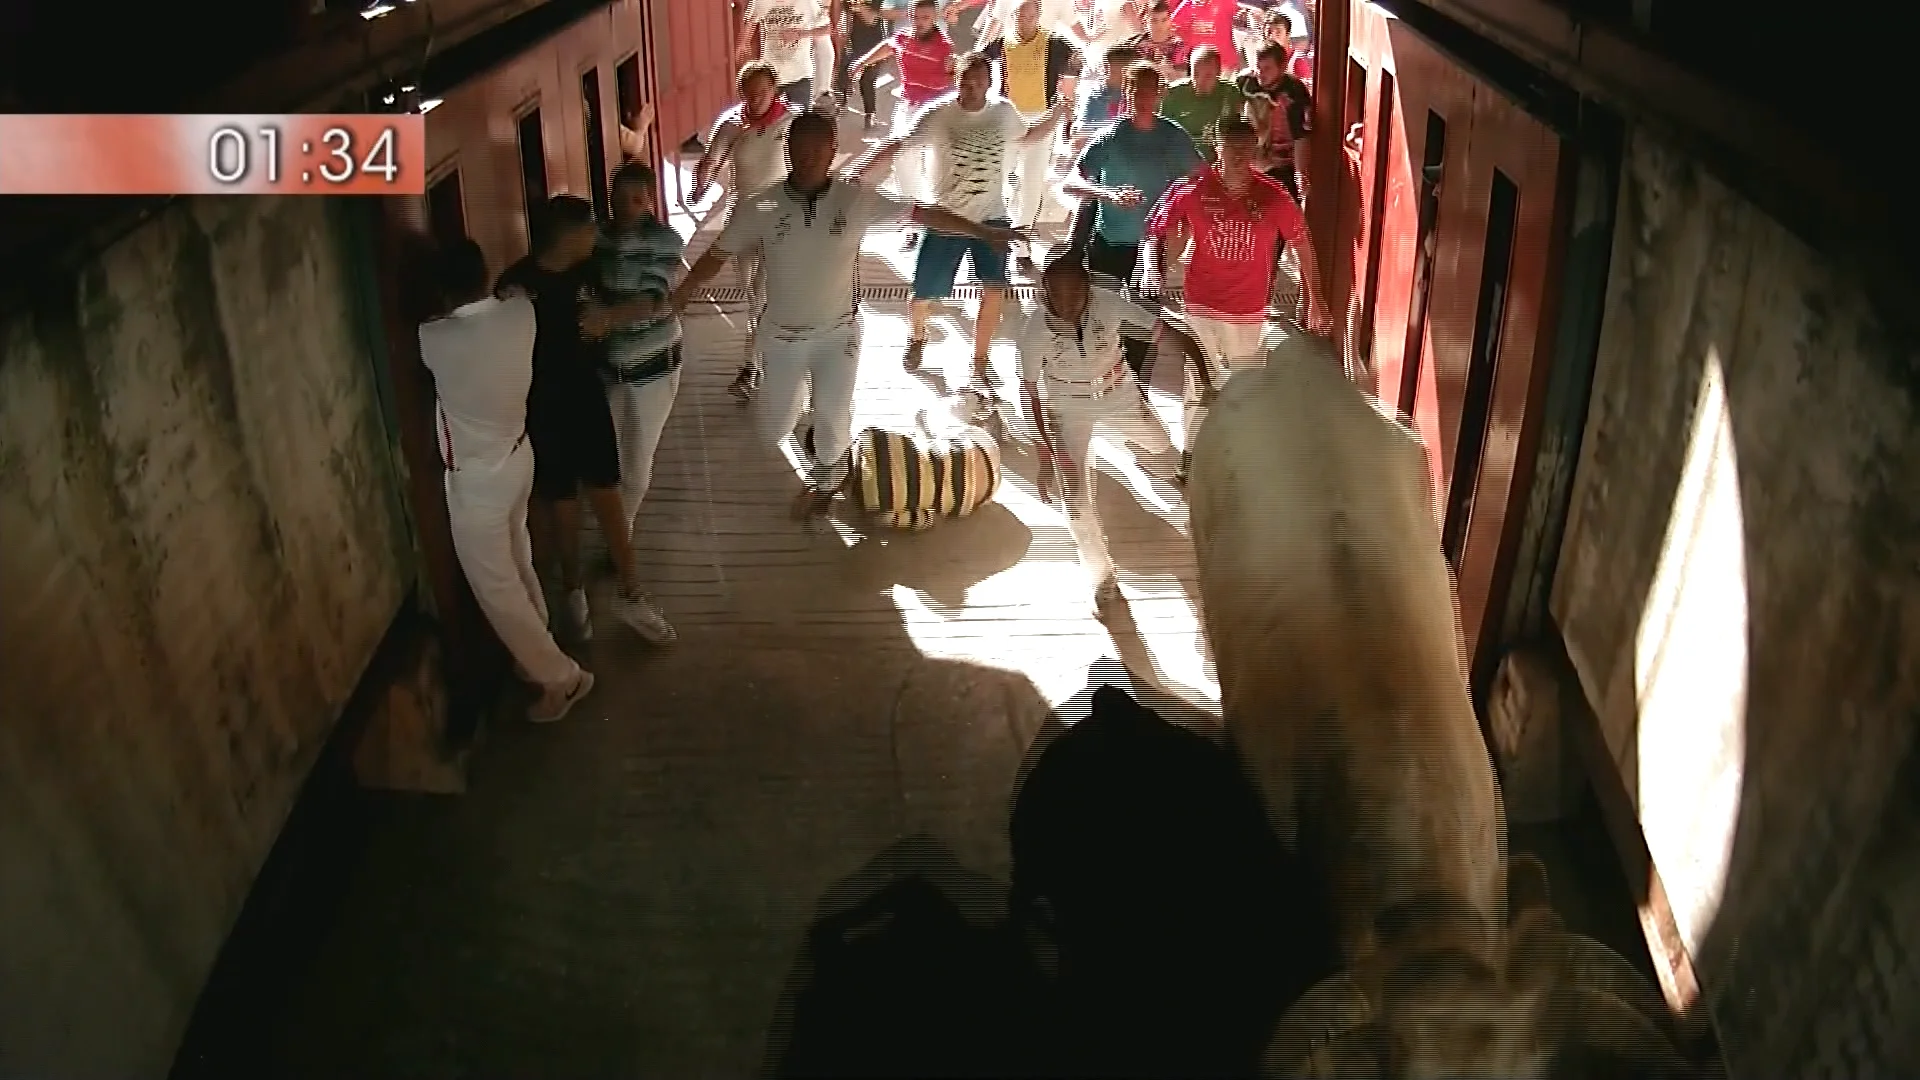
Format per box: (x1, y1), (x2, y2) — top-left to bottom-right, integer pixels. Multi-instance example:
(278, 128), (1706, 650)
(804, 398), (1005, 529)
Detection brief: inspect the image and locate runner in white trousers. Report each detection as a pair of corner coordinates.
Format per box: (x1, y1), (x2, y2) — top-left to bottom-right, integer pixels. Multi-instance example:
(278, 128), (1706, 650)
(416, 239), (594, 723)
(581, 163), (692, 650)
(672, 109), (1025, 520)
(1009, 243), (1210, 611)
(979, 1), (1084, 232)
(847, 0), (957, 210)
(1142, 114), (1324, 480)
(692, 61), (797, 406)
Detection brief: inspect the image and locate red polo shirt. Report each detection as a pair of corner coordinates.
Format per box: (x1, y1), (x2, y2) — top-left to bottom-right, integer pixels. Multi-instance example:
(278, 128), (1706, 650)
(1146, 166), (1308, 320)
(893, 28), (957, 106)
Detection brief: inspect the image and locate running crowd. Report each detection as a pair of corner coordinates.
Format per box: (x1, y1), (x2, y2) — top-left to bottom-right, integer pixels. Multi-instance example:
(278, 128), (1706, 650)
(416, 0), (1331, 724)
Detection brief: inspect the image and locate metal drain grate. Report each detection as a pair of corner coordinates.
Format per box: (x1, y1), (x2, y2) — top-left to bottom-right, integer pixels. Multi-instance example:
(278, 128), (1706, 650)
(683, 284), (1209, 305)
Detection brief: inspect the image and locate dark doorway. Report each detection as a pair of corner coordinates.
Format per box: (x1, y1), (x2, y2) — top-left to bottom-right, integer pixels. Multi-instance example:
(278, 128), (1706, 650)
(1356, 69), (1396, 385)
(1441, 167), (1519, 571)
(615, 53), (644, 163)
(427, 169), (467, 249)
(516, 105), (548, 246)
(1344, 57), (1366, 137)
(581, 68), (611, 219)
(1398, 109), (1448, 419)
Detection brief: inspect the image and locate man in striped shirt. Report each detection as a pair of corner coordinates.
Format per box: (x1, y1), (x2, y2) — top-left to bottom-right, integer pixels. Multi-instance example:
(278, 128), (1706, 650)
(580, 163), (687, 644)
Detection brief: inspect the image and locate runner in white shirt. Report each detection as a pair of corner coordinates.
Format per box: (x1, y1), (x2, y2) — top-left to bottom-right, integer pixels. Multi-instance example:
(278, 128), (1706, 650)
(1072, 0), (1146, 65)
(672, 110), (1025, 520)
(416, 239), (594, 724)
(691, 61), (797, 406)
(1006, 243), (1208, 610)
(977, 0), (1079, 38)
(739, 0), (835, 107)
(813, 0), (844, 110)
(848, 52), (1070, 391)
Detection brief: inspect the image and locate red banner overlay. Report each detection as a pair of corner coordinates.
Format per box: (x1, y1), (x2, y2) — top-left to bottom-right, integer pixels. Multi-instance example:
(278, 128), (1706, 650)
(0, 115), (428, 196)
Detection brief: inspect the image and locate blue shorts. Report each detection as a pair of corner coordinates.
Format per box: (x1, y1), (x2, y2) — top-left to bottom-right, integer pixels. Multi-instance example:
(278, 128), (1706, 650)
(911, 218), (1012, 299)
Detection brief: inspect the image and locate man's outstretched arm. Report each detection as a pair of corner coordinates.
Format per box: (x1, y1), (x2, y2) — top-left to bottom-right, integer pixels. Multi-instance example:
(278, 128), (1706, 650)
(670, 248), (734, 312)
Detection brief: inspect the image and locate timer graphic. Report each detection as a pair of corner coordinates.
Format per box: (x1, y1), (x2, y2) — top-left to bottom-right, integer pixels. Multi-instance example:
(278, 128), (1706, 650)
(0, 115), (428, 196)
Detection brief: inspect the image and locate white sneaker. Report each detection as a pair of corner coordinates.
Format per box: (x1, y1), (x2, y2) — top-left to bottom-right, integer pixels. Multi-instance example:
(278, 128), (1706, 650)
(564, 588), (592, 641)
(528, 669), (595, 724)
(614, 591), (677, 645)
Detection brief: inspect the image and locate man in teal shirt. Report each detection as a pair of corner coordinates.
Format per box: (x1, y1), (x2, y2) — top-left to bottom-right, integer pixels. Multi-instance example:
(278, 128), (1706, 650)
(1063, 60), (1204, 374)
(1160, 45), (1243, 161)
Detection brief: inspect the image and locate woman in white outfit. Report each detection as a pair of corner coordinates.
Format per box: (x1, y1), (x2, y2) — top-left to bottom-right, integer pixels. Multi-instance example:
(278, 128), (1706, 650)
(416, 239), (594, 723)
(1010, 244), (1208, 610)
(691, 61), (796, 405)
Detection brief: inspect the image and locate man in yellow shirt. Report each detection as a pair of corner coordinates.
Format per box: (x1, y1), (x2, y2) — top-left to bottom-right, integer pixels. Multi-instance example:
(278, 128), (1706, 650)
(980, 0), (1084, 231)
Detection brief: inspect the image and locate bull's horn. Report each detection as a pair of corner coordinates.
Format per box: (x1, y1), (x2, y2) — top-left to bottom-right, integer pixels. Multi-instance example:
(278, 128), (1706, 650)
(1553, 932), (1681, 1035)
(1565, 987), (1695, 1076)
(1261, 974), (1376, 1079)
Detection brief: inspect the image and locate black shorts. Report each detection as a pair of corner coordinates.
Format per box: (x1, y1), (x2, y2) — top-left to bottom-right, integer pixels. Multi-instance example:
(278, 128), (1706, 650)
(528, 385), (620, 501)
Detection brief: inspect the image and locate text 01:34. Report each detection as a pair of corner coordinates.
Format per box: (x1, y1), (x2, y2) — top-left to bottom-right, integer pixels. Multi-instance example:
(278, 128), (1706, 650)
(208, 125), (402, 185)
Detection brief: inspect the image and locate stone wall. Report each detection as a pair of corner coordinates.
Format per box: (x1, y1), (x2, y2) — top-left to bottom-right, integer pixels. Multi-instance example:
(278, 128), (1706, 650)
(0, 196), (409, 1079)
(1551, 126), (1920, 1076)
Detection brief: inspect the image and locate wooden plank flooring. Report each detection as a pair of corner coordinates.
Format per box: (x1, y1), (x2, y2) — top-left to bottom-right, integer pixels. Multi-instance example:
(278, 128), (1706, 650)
(263, 102), (1227, 1080)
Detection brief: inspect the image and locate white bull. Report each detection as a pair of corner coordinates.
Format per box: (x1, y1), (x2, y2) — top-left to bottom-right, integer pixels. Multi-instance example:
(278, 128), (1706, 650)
(1187, 331), (1694, 1079)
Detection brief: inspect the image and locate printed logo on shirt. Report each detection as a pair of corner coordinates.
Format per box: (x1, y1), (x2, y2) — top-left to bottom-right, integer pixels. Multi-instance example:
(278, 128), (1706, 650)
(1203, 207), (1259, 263)
(830, 212), (848, 235)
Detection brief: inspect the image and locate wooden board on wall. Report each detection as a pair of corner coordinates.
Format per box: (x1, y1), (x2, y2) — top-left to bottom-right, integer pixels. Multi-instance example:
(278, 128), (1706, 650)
(649, 0), (739, 160)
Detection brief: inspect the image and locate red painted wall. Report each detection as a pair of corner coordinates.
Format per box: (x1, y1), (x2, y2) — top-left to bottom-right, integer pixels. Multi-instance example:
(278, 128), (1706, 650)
(1333, 0), (1570, 670)
(417, 0), (737, 275)
(647, 0), (741, 160)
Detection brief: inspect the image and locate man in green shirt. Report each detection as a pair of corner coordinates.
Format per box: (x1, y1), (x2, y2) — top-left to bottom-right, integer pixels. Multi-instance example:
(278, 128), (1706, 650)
(1159, 44), (1242, 161)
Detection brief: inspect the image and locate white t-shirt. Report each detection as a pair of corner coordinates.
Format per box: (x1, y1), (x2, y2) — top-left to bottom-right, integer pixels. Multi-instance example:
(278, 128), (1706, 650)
(713, 104), (793, 197)
(905, 98), (1028, 223)
(990, 0), (1079, 33)
(745, 0), (827, 87)
(1008, 287), (1158, 391)
(416, 295), (538, 472)
(1078, 0), (1142, 61)
(715, 179), (914, 328)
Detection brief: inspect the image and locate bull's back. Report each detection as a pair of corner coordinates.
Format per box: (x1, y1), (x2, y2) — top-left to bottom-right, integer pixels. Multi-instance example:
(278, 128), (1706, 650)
(1187, 341), (1502, 941)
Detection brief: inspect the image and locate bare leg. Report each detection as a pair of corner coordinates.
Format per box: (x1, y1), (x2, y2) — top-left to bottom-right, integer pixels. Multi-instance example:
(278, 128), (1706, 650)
(905, 298), (934, 370)
(973, 287), (1005, 381)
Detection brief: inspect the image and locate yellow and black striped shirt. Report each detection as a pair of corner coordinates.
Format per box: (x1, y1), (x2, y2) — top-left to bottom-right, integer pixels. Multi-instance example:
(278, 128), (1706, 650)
(855, 425), (1003, 530)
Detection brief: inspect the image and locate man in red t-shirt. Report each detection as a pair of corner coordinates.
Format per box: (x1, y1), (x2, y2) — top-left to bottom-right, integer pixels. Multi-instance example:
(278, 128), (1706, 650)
(1168, 0), (1242, 71)
(1143, 116), (1325, 474)
(849, 0), (956, 206)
